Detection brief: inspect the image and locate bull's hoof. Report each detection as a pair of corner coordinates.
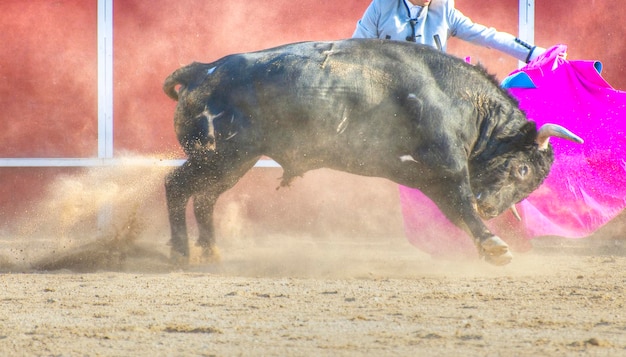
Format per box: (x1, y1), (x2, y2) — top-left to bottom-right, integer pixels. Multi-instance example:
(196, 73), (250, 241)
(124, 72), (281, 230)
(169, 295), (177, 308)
(480, 236), (513, 266)
(170, 249), (190, 267)
(484, 250), (513, 266)
(199, 246), (221, 264)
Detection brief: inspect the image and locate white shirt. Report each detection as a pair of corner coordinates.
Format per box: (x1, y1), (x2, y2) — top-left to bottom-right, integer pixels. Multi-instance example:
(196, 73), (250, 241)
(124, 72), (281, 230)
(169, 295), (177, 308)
(403, 0), (423, 19)
(353, 0), (541, 62)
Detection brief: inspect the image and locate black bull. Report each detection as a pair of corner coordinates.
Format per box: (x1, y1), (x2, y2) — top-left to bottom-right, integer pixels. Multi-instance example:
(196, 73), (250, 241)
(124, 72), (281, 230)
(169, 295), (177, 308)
(163, 39), (582, 266)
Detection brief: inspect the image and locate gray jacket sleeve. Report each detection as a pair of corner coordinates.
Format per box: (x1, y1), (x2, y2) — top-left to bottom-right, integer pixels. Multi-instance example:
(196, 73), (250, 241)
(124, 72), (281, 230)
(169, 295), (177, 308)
(447, 6), (537, 62)
(352, 1), (381, 38)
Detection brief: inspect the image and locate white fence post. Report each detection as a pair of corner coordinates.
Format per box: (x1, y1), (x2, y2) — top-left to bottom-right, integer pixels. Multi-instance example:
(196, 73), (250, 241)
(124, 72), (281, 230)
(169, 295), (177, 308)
(98, 0), (114, 160)
(97, 0), (114, 230)
(518, 0), (535, 68)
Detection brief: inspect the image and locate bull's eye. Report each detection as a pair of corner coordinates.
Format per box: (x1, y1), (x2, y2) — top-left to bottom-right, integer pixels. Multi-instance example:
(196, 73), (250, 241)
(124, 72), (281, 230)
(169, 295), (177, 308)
(517, 164), (529, 179)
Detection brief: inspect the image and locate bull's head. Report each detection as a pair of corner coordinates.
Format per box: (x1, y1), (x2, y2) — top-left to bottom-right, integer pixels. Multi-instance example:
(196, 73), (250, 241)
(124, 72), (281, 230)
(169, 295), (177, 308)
(469, 122), (583, 220)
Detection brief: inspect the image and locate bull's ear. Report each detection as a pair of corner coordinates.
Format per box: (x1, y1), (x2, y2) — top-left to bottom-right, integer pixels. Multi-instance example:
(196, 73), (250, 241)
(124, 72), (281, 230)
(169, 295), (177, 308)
(517, 121), (539, 147)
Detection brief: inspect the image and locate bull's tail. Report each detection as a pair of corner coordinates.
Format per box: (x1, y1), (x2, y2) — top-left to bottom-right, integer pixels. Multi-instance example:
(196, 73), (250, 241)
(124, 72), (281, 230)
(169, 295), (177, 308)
(163, 62), (205, 101)
(163, 71), (182, 101)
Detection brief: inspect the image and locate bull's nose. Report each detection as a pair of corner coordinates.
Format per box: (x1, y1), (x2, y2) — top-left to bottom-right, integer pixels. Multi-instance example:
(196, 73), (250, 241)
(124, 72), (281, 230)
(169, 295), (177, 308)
(477, 206), (499, 219)
(475, 194), (497, 219)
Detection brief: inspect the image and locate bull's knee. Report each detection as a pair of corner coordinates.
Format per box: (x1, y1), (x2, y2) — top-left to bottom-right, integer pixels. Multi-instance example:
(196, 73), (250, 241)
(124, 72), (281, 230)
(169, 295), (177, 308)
(478, 236), (513, 266)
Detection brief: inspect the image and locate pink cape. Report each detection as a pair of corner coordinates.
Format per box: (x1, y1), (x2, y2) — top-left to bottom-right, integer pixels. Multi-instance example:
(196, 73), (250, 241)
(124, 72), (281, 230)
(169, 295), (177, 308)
(400, 45), (626, 257)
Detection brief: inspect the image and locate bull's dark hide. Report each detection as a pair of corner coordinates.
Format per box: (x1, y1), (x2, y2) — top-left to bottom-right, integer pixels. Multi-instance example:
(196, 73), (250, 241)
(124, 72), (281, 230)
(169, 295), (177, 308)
(162, 39), (580, 266)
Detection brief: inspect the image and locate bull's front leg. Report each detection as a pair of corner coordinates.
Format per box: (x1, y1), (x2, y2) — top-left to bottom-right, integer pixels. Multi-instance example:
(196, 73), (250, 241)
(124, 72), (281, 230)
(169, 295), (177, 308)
(463, 216), (512, 266)
(423, 180), (513, 266)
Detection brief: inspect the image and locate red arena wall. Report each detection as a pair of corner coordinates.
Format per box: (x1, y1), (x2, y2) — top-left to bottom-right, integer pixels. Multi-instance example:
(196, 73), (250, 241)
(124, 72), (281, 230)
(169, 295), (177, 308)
(1, 0), (625, 236)
(111, 0), (367, 155)
(0, 0), (98, 158)
(0, 1), (98, 223)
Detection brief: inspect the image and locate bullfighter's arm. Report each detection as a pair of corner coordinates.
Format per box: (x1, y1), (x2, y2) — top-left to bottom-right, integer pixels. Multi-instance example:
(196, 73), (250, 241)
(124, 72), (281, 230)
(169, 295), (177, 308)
(447, 7), (544, 63)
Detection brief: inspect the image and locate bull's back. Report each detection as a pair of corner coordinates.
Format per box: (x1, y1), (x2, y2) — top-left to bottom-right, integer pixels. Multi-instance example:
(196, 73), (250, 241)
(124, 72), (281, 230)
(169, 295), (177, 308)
(205, 40), (454, 135)
(170, 39), (485, 123)
(167, 39), (511, 174)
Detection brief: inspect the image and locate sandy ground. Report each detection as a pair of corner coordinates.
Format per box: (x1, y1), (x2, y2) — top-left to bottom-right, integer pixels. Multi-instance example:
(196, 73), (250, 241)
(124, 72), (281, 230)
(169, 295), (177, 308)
(1, 166), (625, 356)
(1, 234), (625, 357)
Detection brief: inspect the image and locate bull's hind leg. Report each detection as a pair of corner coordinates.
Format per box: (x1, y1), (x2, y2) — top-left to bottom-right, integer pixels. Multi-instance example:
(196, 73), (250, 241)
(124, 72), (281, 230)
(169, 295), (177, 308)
(165, 161), (203, 265)
(165, 154), (260, 265)
(192, 192), (219, 261)
(192, 157), (260, 262)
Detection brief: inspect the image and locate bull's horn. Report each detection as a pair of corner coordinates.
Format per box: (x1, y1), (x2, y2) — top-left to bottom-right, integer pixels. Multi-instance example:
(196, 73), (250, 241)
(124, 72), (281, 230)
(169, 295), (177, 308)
(510, 205), (521, 221)
(536, 123), (584, 151)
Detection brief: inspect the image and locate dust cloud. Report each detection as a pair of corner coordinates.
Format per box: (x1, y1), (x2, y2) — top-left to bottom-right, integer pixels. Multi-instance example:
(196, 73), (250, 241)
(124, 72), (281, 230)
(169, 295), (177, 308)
(1, 155), (623, 278)
(0, 157), (173, 272)
(0, 157), (424, 276)
(0, 155), (451, 277)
